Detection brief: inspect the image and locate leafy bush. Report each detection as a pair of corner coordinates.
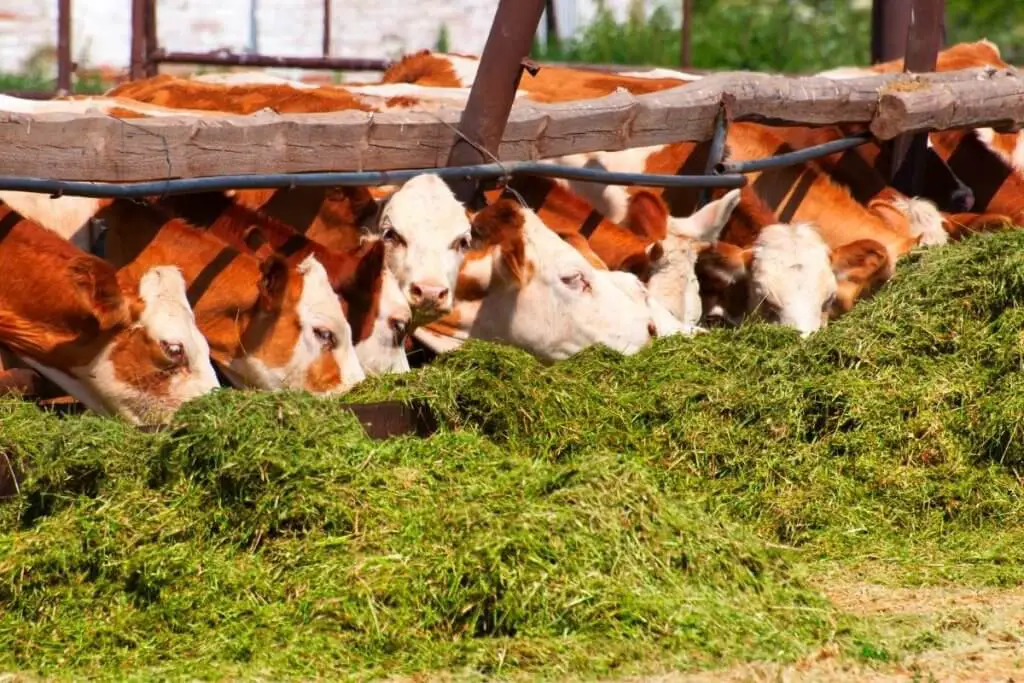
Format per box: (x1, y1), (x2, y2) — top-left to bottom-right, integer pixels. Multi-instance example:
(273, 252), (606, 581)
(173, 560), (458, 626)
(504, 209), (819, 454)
(532, 0), (1023, 73)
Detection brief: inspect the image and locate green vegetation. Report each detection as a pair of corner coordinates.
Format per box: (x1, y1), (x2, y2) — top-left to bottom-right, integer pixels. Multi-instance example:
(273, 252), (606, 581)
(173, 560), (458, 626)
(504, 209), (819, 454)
(0, 72), (108, 95)
(3, 228), (1024, 679)
(531, 0), (1024, 72)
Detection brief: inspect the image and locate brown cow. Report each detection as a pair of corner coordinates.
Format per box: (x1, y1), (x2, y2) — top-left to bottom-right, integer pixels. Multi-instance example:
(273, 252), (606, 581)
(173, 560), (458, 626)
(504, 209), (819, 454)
(0, 203), (218, 424)
(99, 199), (366, 393)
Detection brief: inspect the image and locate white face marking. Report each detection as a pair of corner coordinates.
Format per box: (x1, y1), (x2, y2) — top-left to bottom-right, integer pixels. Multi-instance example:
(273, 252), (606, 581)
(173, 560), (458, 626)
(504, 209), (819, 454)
(891, 196), (947, 247)
(647, 190), (741, 328)
(227, 256), (365, 394)
(355, 268), (412, 375)
(749, 223), (837, 338)
(606, 270), (689, 338)
(292, 255), (365, 392)
(372, 173), (472, 326)
(87, 266), (219, 425)
(461, 207), (658, 362)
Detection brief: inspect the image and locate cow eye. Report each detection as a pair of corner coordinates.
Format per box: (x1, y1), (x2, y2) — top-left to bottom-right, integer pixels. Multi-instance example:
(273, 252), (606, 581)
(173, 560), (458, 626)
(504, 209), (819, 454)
(314, 326), (338, 350)
(161, 341), (186, 368)
(560, 271), (591, 293)
(452, 234), (472, 252)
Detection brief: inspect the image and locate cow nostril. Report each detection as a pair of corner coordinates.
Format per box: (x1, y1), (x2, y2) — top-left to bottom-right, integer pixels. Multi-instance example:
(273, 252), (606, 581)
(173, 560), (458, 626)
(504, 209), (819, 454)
(437, 287), (450, 302)
(647, 321), (657, 338)
(409, 283), (423, 299)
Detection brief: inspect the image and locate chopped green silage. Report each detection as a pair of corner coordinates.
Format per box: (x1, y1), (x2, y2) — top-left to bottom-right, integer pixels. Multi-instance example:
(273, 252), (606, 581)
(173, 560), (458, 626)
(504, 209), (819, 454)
(3, 230), (1024, 679)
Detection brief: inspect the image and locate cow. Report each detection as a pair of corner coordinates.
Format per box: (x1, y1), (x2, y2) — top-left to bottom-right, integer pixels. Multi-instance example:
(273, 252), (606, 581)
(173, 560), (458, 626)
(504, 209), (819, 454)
(150, 191), (412, 375)
(414, 199), (663, 362)
(0, 204), (219, 424)
(380, 50), (699, 101)
(98, 199), (366, 394)
(488, 174), (740, 329)
(929, 128), (1024, 227)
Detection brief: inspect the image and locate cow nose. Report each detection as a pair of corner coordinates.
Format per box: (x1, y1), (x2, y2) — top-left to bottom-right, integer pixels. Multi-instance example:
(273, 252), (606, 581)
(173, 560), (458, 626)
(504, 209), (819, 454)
(647, 321), (658, 338)
(409, 283), (450, 306)
(950, 186), (975, 213)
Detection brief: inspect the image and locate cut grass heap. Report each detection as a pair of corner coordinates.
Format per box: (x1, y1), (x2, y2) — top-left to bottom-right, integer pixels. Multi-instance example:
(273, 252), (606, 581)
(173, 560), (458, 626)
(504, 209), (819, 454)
(2, 230), (1024, 679)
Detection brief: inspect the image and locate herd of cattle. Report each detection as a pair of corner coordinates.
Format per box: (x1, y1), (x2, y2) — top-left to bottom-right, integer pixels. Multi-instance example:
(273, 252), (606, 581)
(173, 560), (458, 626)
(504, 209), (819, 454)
(1, 39), (1022, 427)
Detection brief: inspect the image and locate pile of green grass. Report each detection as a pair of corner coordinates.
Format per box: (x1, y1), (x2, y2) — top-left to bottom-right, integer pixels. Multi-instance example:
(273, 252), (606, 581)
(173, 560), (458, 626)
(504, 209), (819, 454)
(3, 230), (1024, 679)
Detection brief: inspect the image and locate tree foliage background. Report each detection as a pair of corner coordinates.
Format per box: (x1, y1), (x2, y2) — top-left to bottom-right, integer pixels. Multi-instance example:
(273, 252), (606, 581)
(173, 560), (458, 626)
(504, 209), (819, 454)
(532, 0), (1024, 72)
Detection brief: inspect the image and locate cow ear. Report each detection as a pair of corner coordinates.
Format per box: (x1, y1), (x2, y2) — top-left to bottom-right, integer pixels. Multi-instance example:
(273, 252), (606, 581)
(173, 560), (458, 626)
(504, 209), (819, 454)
(645, 240), (665, 263)
(675, 188), (741, 241)
(471, 200), (531, 284)
(257, 254), (291, 312)
(69, 257), (130, 332)
(829, 239), (892, 315)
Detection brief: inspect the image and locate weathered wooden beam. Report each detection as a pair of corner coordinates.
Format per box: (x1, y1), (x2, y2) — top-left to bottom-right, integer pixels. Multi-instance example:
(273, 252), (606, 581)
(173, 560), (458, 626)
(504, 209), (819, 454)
(0, 68), (1020, 183)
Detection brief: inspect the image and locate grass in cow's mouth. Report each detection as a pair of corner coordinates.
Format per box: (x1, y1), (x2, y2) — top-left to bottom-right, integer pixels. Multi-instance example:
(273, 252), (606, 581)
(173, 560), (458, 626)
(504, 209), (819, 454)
(3, 229), (1024, 679)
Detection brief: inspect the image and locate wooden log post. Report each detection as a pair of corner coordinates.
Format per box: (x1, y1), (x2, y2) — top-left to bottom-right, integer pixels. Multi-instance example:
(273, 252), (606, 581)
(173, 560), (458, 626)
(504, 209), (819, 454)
(444, 0), (546, 206)
(888, 0), (945, 198)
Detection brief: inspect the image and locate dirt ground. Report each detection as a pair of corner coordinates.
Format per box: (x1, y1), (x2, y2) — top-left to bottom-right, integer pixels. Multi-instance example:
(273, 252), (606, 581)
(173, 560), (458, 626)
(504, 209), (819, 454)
(633, 583), (1024, 683)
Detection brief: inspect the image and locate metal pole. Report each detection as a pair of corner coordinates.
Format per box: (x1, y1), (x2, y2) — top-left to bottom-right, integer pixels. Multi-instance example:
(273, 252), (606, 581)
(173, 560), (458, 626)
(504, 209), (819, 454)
(443, 0), (546, 205)
(144, 0), (159, 77)
(56, 0), (72, 94)
(681, 0), (692, 67)
(150, 50), (390, 71)
(888, 0), (944, 197)
(323, 0), (331, 57)
(871, 0), (912, 64)
(130, 0), (147, 80)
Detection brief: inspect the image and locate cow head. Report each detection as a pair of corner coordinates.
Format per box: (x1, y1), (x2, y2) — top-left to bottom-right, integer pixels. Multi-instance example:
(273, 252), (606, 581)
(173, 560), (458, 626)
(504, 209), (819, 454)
(228, 253), (366, 394)
(417, 199), (659, 362)
(368, 173), (473, 327)
(20, 263), (220, 426)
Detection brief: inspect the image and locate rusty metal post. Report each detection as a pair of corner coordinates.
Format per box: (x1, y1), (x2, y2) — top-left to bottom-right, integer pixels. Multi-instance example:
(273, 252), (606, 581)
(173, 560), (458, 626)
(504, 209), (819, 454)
(56, 0), (72, 94)
(323, 0), (332, 56)
(871, 0), (912, 64)
(130, 0), (147, 80)
(888, 0), (944, 197)
(144, 0), (159, 77)
(680, 0), (692, 67)
(444, 0), (546, 205)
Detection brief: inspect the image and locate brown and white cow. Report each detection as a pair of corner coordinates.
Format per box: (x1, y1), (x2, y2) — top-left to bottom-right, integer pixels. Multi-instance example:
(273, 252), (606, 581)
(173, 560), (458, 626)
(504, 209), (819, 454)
(0, 204), (219, 424)
(415, 199), (662, 361)
(380, 50), (699, 101)
(99, 200), (365, 394)
(489, 174), (741, 330)
(150, 191), (412, 375)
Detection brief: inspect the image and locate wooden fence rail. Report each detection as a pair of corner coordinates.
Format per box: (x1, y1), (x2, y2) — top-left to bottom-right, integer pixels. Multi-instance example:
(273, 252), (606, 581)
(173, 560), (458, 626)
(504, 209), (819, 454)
(0, 67), (1019, 182)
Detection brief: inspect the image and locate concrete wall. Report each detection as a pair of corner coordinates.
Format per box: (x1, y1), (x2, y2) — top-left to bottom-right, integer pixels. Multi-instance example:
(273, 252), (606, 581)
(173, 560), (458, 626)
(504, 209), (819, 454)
(0, 0), (646, 79)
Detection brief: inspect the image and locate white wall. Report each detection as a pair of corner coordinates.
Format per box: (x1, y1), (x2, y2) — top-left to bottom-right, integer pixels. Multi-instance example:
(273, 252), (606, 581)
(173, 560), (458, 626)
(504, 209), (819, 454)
(0, 0), (652, 79)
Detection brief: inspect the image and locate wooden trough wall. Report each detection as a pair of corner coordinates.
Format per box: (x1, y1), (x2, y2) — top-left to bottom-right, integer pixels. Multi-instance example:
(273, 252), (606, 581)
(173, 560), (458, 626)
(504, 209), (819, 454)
(0, 67), (1020, 183)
